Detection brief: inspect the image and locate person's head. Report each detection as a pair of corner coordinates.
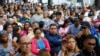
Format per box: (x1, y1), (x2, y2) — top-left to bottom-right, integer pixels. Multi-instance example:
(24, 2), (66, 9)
(83, 35), (96, 52)
(2, 14), (8, 21)
(74, 19), (80, 27)
(70, 11), (75, 16)
(34, 28), (42, 39)
(64, 34), (79, 52)
(18, 36), (31, 53)
(13, 25), (22, 34)
(49, 24), (57, 34)
(13, 15), (18, 22)
(28, 27), (33, 33)
(35, 7), (42, 15)
(62, 19), (70, 28)
(26, 10), (31, 15)
(31, 22), (39, 30)
(38, 49), (51, 56)
(79, 12), (84, 19)
(39, 21), (44, 29)
(81, 25), (90, 35)
(55, 12), (62, 20)
(0, 30), (9, 43)
(3, 23), (13, 33)
(23, 12), (28, 18)
(23, 21), (31, 30)
(43, 12), (49, 18)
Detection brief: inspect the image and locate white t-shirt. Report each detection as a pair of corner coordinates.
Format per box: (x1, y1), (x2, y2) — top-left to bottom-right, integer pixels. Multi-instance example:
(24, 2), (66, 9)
(83, 17), (92, 23)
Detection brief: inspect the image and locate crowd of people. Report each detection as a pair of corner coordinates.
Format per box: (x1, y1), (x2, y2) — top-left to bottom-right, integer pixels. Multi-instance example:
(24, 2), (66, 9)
(0, 2), (100, 56)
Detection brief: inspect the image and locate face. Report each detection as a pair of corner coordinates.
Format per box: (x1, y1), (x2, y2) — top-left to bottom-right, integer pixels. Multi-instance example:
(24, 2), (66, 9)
(28, 27), (33, 33)
(83, 39), (96, 52)
(24, 22), (30, 30)
(19, 38), (31, 53)
(13, 16), (18, 22)
(3, 15), (7, 20)
(49, 26), (57, 34)
(35, 29), (42, 38)
(18, 27), (22, 34)
(37, 8), (42, 14)
(74, 21), (80, 26)
(82, 28), (90, 35)
(26, 10), (31, 15)
(32, 23), (39, 30)
(67, 38), (76, 50)
(7, 25), (13, 33)
(43, 13), (48, 18)
(1, 34), (8, 43)
(65, 23), (69, 27)
(56, 15), (61, 20)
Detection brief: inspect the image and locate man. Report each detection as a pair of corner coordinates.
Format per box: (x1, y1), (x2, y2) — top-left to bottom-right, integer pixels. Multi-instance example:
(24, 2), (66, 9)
(54, 12), (64, 26)
(68, 19), (81, 37)
(15, 36), (35, 56)
(77, 25), (91, 49)
(31, 7), (43, 23)
(45, 24), (62, 56)
(77, 35), (96, 56)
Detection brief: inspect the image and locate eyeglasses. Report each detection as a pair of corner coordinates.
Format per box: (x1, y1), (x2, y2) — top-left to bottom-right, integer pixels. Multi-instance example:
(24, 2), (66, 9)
(20, 42), (31, 45)
(35, 32), (41, 34)
(88, 43), (96, 46)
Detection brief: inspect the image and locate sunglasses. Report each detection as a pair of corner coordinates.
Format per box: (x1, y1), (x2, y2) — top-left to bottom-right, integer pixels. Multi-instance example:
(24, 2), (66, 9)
(88, 43), (96, 46)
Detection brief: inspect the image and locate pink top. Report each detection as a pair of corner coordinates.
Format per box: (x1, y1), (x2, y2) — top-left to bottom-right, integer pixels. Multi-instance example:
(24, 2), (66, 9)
(59, 26), (69, 36)
(20, 30), (27, 37)
(31, 37), (50, 55)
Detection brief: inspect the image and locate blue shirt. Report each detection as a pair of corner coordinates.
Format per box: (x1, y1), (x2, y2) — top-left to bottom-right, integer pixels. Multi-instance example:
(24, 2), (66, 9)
(45, 33), (62, 53)
(68, 24), (81, 36)
(37, 39), (45, 49)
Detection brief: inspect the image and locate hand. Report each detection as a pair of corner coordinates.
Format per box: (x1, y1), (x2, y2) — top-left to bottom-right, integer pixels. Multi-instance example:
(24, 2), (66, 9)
(77, 31), (83, 38)
(9, 50), (15, 56)
(37, 49), (40, 52)
(58, 39), (62, 41)
(61, 45), (66, 52)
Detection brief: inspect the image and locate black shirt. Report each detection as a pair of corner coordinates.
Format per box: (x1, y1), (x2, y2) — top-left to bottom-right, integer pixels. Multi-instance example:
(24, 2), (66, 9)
(77, 49), (96, 56)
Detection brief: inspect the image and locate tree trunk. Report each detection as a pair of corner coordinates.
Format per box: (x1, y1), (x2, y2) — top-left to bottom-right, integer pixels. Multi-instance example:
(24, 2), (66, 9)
(94, 0), (100, 8)
(48, 0), (52, 6)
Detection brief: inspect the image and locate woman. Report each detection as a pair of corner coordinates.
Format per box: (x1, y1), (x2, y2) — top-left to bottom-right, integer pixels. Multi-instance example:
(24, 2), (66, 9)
(27, 22), (44, 40)
(58, 34), (79, 56)
(20, 21), (31, 36)
(0, 30), (18, 56)
(31, 28), (50, 55)
(59, 19), (70, 37)
(3, 23), (13, 41)
(12, 15), (22, 27)
(13, 25), (22, 43)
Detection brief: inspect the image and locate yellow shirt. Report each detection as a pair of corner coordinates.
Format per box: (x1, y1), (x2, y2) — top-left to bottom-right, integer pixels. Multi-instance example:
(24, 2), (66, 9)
(27, 31), (45, 40)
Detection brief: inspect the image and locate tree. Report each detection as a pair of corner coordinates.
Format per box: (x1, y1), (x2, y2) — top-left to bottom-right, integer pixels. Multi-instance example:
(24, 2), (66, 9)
(94, 0), (100, 8)
(23, 0), (28, 3)
(48, 0), (52, 6)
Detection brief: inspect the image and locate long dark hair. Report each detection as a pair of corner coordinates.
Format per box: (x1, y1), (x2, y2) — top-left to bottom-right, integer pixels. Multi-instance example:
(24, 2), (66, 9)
(23, 21), (31, 30)
(13, 25), (22, 42)
(62, 19), (69, 28)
